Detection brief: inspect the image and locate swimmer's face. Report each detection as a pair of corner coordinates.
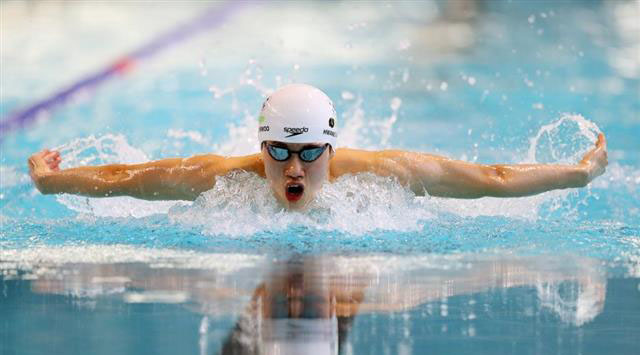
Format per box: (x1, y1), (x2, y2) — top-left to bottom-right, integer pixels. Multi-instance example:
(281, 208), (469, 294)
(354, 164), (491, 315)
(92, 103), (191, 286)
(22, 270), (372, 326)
(261, 141), (332, 210)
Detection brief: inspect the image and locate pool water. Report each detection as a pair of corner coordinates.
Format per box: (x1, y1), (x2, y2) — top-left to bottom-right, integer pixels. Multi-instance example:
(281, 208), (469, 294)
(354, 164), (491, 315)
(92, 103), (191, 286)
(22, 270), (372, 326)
(1, 1), (639, 354)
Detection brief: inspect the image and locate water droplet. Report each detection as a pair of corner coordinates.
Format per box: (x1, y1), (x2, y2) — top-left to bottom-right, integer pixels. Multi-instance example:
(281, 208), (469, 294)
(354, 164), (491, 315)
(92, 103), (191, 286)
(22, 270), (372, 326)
(390, 97), (402, 111)
(468, 77), (476, 86)
(481, 89), (490, 102)
(524, 78), (534, 87)
(198, 59), (207, 76)
(440, 82), (448, 91)
(397, 39), (411, 51)
(341, 91), (355, 100)
(528, 14), (536, 24)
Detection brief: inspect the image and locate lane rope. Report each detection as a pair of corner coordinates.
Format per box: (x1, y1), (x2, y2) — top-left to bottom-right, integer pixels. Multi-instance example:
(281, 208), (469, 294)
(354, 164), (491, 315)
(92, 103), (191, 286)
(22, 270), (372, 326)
(0, 1), (248, 138)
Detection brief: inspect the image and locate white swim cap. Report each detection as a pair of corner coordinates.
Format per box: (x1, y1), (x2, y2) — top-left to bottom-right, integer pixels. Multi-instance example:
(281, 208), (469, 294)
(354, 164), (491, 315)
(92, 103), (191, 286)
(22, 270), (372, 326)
(258, 84), (337, 147)
(262, 316), (339, 355)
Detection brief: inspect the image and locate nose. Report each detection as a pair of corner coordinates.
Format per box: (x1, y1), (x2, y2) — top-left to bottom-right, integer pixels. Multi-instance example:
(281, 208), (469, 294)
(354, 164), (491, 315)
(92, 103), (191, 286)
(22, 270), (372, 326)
(284, 155), (305, 179)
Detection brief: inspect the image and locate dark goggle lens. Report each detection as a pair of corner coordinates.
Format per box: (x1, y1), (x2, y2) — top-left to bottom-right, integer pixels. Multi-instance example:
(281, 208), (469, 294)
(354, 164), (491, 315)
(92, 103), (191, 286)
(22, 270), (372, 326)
(267, 145), (290, 161)
(266, 144), (328, 162)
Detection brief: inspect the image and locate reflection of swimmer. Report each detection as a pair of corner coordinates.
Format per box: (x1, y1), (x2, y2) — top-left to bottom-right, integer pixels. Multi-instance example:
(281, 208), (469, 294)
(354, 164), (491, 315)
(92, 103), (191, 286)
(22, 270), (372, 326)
(220, 259), (360, 355)
(19, 253), (607, 353)
(217, 255), (607, 354)
(28, 84), (608, 210)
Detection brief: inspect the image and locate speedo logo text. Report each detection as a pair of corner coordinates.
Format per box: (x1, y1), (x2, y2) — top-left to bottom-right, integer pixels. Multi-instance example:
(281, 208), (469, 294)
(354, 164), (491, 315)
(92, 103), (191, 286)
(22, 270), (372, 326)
(283, 127), (308, 138)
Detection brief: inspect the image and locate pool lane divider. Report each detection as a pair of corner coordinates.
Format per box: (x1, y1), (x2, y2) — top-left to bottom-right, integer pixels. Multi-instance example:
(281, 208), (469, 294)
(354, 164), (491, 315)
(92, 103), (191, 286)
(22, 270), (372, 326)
(0, 1), (249, 139)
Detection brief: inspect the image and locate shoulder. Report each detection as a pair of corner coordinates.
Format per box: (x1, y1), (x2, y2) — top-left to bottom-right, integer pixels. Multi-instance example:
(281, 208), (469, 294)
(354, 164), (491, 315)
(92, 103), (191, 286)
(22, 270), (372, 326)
(187, 153), (265, 178)
(330, 148), (378, 179)
(181, 154), (225, 170)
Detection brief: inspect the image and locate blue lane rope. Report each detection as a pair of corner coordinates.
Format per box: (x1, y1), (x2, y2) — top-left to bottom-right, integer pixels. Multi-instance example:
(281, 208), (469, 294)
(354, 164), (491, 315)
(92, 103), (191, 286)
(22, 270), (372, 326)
(0, 1), (248, 139)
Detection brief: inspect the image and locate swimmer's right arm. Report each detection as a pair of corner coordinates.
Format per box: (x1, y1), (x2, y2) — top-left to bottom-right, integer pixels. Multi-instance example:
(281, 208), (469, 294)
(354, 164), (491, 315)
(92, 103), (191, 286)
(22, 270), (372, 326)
(28, 149), (264, 201)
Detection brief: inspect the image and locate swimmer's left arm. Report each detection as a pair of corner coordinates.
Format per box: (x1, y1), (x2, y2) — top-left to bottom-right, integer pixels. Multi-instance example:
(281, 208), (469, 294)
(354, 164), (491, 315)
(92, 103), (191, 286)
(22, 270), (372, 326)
(331, 133), (608, 198)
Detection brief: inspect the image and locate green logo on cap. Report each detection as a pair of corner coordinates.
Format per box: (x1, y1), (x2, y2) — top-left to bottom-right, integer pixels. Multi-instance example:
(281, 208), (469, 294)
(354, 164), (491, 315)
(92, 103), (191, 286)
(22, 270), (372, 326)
(258, 115), (266, 124)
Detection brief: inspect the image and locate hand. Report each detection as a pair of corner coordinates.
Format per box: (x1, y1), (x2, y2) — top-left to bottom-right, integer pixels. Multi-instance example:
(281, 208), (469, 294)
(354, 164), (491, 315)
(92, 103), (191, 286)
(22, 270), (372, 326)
(579, 133), (608, 183)
(28, 149), (61, 192)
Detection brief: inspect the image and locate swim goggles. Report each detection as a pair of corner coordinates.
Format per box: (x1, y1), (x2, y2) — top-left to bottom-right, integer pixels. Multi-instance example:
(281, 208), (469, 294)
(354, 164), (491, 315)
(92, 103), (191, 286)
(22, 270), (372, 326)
(263, 142), (329, 163)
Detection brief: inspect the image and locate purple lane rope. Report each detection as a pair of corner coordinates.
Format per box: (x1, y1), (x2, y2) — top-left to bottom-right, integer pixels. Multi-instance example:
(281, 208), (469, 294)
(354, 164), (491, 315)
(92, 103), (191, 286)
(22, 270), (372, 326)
(0, 1), (247, 138)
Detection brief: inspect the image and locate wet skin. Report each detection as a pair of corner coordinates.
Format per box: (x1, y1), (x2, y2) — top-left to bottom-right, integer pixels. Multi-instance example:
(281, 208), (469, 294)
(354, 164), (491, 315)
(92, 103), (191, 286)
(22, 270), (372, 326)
(261, 141), (333, 210)
(27, 134), (608, 203)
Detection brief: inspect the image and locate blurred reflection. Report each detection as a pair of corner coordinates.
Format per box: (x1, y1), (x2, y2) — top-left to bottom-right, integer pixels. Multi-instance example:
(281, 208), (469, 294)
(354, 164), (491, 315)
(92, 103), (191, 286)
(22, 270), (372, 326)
(220, 259), (351, 355)
(4, 252), (606, 354)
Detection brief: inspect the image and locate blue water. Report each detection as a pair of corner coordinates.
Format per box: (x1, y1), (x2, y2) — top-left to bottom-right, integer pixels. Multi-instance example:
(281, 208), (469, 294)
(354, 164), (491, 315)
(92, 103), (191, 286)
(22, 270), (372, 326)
(1, 1), (639, 354)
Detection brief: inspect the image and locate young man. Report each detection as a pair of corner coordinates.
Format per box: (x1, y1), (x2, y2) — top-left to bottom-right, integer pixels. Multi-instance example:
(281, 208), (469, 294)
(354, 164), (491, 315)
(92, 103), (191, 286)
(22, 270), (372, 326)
(28, 84), (608, 210)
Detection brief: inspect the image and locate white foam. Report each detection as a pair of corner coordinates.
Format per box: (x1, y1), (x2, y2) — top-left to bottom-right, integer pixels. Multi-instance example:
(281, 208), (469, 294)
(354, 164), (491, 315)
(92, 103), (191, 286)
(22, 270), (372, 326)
(537, 278), (606, 326)
(167, 129), (211, 146)
(123, 291), (190, 304)
(423, 190), (569, 220)
(591, 162), (640, 191)
(0, 245), (264, 273)
(619, 236), (640, 278)
(168, 171), (434, 236)
(47, 113), (619, 231)
(0, 165), (28, 188)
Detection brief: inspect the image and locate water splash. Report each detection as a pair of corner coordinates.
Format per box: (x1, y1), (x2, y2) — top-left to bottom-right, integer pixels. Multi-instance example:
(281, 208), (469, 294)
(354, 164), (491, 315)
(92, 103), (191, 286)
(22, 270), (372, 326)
(56, 134), (148, 167)
(537, 278), (606, 326)
(336, 95), (402, 149)
(212, 112), (261, 157)
(168, 171), (434, 237)
(424, 190), (569, 220)
(48, 113), (612, 228)
(0, 165), (28, 188)
(417, 113), (604, 220)
(527, 113), (601, 164)
(55, 134), (178, 218)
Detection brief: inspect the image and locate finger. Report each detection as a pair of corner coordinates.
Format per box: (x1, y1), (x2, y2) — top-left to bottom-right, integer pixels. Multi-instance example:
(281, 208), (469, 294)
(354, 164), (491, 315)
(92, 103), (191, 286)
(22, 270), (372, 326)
(44, 151), (59, 161)
(28, 156), (45, 172)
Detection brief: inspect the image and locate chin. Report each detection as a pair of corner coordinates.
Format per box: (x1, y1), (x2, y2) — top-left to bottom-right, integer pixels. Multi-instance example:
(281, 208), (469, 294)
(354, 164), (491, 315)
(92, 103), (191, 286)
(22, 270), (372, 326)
(285, 198), (307, 210)
(278, 194), (311, 211)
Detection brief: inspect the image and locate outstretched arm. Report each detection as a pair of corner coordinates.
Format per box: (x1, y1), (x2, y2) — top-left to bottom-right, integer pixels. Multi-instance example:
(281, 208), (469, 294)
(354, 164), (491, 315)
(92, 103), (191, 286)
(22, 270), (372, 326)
(28, 149), (264, 201)
(331, 134), (608, 198)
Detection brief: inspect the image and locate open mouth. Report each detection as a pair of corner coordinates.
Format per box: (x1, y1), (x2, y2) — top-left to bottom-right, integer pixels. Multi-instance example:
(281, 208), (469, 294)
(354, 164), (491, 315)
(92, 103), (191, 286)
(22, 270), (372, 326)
(285, 183), (304, 202)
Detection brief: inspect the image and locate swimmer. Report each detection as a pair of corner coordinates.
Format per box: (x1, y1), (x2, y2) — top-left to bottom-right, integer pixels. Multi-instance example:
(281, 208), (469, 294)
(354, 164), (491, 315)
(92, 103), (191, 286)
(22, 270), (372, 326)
(28, 84), (608, 210)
